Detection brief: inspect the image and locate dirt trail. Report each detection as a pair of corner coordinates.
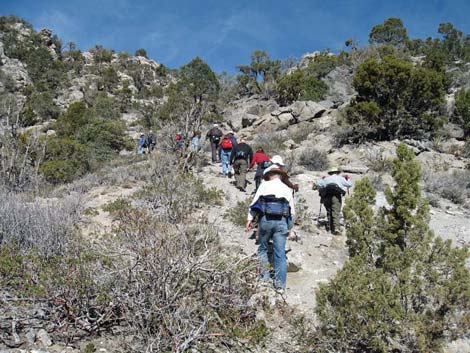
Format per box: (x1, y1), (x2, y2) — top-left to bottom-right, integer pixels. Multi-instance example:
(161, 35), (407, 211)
(200, 162), (348, 312)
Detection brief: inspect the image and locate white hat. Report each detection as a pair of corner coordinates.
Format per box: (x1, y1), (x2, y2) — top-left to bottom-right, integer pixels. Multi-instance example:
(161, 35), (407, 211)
(270, 155), (285, 166)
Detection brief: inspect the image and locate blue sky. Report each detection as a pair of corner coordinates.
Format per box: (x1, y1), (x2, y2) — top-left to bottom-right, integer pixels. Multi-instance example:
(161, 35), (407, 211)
(2, 0), (470, 73)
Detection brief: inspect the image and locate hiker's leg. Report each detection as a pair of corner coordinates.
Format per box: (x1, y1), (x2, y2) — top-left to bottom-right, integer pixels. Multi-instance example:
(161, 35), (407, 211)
(332, 195), (342, 234)
(233, 160), (241, 186)
(221, 150), (229, 175)
(211, 142), (217, 162)
(323, 196), (333, 233)
(273, 220), (288, 289)
(257, 217), (273, 283)
(255, 176), (260, 191)
(238, 159), (248, 189)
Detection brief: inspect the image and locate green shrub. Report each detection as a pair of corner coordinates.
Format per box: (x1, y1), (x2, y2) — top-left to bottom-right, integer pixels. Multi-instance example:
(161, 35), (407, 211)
(454, 88), (470, 137)
(102, 198), (131, 218)
(276, 69), (328, 106)
(341, 55), (446, 142)
(39, 137), (89, 184)
(298, 148), (329, 171)
(311, 145), (470, 353)
(225, 198), (251, 227)
(27, 90), (60, 120)
(55, 101), (90, 137)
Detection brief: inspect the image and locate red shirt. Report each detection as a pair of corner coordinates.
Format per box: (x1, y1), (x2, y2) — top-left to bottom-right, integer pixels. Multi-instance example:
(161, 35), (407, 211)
(249, 152), (269, 169)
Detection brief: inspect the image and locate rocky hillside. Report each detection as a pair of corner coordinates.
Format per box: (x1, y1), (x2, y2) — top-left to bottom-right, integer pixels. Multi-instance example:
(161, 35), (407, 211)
(1, 15), (470, 353)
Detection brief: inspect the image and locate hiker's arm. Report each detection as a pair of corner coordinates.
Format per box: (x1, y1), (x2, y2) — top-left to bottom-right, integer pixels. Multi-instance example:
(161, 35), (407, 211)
(248, 156), (256, 170)
(341, 176), (352, 188)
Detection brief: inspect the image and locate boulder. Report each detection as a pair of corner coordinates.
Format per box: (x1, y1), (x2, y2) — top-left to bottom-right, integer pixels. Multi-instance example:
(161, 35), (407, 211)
(37, 328), (52, 347)
(290, 101), (327, 122)
(322, 65), (356, 105)
(224, 98), (278, 130)
(444, 123), (464, 140)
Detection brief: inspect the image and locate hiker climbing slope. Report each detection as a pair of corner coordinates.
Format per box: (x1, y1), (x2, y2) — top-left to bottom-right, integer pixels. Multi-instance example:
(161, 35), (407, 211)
(230, 137), (253, 191)
(315, 166), (352, 235)
(147, 130), (157, 153)
(249, 147), (270, 193)
(137, 133), (147, 154)
(264, 155), (299, 192)
(219, 133), (234, 177)
(246, 166), (295, 291)
(206, 124), (223, 163)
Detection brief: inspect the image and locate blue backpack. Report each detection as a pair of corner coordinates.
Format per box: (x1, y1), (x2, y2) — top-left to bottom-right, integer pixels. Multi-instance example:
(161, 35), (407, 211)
(250, 195), (290, 217)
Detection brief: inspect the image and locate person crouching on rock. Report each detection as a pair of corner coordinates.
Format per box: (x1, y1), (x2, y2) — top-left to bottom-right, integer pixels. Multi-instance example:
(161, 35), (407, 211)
(246, 167), (295, 292)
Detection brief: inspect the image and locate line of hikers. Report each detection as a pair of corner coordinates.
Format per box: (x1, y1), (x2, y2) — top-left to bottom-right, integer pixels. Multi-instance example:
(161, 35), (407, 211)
(137, 131), (157, 154)
(136, 124), (353, 294)
(245, 154), (352, 293)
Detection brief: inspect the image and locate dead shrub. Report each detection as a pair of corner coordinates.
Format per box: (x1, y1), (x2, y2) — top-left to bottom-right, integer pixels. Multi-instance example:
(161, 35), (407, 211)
(0, 191), (82, 254)
(364, 148), (394, 173)
(423, 169), (470, 206)
(111, 209), (263, 351)
(298, 148), (329, 171)
(251, 131), (288, 156)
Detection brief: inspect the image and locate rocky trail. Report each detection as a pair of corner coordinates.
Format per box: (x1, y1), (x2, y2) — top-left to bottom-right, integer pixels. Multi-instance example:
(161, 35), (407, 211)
(199, 161), (349, 312)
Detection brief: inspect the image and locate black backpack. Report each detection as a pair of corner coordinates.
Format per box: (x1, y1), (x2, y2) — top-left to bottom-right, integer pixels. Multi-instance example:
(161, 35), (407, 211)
(320, 183), (346, 197)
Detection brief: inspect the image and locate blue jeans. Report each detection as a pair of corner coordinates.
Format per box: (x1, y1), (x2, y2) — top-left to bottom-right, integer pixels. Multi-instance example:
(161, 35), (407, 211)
(220, 149), (231, 175)
(257, 215), (288, 289)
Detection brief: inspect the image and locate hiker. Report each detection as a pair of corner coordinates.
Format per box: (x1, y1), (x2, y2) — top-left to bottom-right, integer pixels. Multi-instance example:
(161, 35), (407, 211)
(263, 155), (299, 192)
(314, 166), (352, 235)
(249, 146), (270, 192)
(190, 130), (202, 152)
(219, 133), (234, 177)
(174, 134), (185, 153)
(246, 166), (295, 291)
(137, 133), (147, 154)
(226, 131), (238, 148)
(206, 124), (223, 163)
(147, 130), (157, 153)
(230, 137), (253, 191)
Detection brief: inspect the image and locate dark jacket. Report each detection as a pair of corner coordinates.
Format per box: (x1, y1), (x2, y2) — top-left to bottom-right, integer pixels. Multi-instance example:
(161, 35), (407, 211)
(230, 142), (253, 164)
(206, 127), (223, 142)
(227, 133), (238, 148)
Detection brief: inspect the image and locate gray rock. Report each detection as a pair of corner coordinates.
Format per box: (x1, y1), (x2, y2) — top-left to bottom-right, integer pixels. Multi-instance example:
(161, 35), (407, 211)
(26, 329), (37, 344)
(37, 328), (52, 347)
(290, 101), (327, 122)
(443, 338), (470, 353)
(287, 261), (301, 272)
(341, 165), (369, 174)
(444, 123), (464, 140)
(322, 65), (356, 105)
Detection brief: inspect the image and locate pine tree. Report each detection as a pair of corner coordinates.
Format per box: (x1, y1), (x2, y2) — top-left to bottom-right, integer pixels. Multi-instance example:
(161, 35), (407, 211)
(316, 143), (470, 353)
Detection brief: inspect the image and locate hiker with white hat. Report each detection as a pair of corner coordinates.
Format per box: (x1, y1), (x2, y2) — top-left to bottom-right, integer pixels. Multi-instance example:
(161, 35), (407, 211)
(263, 155), (299, 192)
(205, 124), (223, 163)
(314, 166), (352, 235)
(246, 164), (295, 292)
